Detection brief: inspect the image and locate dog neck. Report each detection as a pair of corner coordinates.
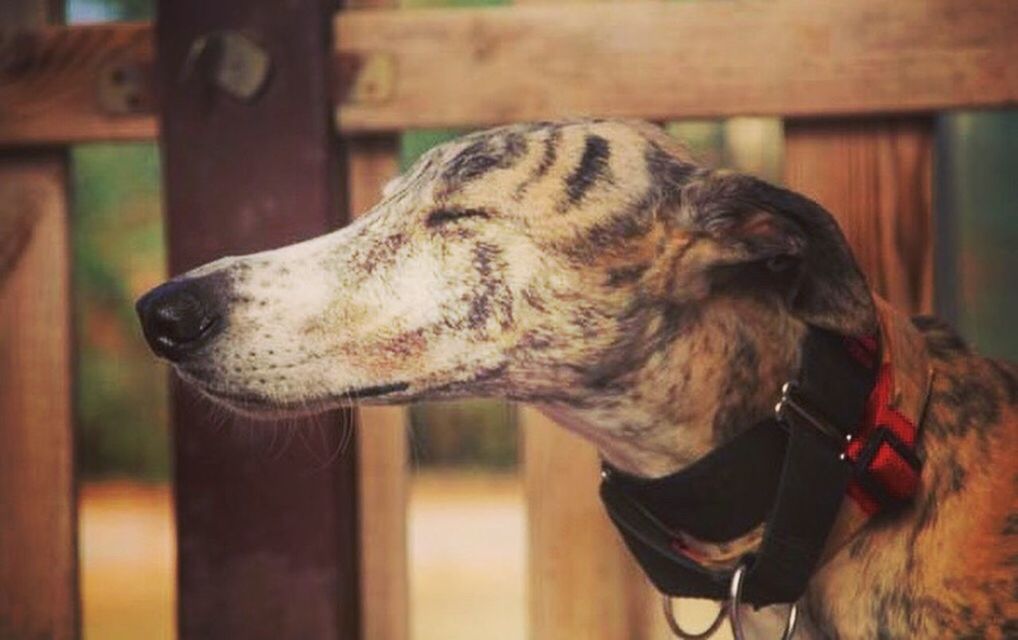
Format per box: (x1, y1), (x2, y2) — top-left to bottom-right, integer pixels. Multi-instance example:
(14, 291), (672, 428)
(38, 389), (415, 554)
(540, 295), (808, 478)
(539, 294), (932, 573)
(537, 296), (806, 573)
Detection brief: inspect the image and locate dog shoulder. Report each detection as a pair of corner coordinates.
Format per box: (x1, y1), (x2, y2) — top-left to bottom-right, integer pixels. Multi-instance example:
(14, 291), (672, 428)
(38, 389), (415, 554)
(901, 315), (1018, 638)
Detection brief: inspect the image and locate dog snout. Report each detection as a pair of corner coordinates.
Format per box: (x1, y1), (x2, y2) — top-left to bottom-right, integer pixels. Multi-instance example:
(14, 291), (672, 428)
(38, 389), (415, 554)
(136, 276), (226, 361)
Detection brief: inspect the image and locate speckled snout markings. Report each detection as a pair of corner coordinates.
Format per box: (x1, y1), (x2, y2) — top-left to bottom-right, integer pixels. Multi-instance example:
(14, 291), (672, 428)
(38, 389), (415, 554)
(136, 119), (1018, 638)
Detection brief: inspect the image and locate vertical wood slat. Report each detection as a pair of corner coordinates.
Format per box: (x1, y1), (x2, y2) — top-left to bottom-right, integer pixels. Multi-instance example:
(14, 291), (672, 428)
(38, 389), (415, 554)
(155, 0), (360, 638)
(347, 134), (410, 640)
(521, 408), (655, 640)
(0, 4), (76, 639)
(0, 154), (77, 640)
(784, 118), (935, 315)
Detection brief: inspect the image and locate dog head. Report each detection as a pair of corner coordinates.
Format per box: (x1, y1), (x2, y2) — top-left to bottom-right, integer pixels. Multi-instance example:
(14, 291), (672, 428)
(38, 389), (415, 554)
(137, 120), (874, 465)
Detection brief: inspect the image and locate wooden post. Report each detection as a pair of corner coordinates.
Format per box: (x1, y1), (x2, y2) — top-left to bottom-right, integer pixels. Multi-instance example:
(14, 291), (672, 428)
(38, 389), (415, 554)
(0, 5), (77, 640)
(784, 118), (935, 315)
(155, 1), (360, 638)
(0, 155), (77, 640)
(347, 134), (410, 640)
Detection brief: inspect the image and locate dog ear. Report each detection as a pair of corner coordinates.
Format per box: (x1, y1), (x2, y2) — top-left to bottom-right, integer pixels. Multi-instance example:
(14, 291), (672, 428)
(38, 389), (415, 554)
(680, 171), (877, 336)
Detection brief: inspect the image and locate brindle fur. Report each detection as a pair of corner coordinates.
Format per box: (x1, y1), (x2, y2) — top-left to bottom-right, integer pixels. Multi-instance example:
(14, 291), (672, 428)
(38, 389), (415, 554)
(153, 120), (1017, 639)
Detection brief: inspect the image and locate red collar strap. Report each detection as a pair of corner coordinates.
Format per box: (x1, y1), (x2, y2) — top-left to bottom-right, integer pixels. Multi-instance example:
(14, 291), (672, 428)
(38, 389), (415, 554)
(843, 358), (923, 514)
(820, 297), (933, 559)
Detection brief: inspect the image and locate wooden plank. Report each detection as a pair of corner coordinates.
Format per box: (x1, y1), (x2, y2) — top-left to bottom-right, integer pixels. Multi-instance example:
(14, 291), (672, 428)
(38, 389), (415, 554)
(4, 0), (1018, 145)
(0, 22), (155, 145)
(335, 0), (1018, 132)
(155, 0), (360, 638)
(0, 155), (77, 638)
(784, 118), (935, 314)
(347, 134), (409, 640)
(521, 408), (655, 639)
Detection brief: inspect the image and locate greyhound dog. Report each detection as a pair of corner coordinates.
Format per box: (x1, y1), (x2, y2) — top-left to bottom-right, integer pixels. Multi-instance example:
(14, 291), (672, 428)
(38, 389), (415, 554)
(137, 120), (1017, 638)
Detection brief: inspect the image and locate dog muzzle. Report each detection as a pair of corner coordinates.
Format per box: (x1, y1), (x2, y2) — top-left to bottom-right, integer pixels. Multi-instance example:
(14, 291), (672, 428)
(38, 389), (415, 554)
(599, 297), (932, 639)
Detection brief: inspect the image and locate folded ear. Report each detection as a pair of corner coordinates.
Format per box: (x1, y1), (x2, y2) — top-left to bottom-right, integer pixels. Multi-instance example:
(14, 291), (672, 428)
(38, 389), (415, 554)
(679, 171), (877, 336)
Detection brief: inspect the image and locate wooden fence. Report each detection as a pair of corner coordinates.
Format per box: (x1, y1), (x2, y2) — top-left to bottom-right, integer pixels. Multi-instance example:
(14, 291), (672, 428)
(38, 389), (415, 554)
(0, 0), (1014, 638)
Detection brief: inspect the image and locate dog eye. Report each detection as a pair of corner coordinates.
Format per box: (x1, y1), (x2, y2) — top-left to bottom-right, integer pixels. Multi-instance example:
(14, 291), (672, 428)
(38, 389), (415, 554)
(425, 207), (491, 227)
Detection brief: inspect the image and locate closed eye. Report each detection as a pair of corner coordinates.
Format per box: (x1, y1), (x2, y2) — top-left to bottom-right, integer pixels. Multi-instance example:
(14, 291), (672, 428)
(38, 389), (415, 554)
(425, 207), (492, 227)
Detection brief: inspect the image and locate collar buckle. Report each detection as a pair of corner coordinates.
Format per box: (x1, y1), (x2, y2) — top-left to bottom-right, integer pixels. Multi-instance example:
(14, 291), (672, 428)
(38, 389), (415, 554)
(848, 425), (921, 511)
(774, 381), (854, 450)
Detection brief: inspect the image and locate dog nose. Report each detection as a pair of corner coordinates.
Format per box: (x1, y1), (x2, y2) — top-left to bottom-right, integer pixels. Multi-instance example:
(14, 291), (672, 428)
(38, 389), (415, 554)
(136, 277), (224, 361)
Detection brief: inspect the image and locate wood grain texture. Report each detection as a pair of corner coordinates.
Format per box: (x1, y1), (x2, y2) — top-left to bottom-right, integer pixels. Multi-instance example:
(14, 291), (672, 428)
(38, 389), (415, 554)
(0, 181), (39, 285)
(0, 22), (155, 145)
(784, 118), (935, 315)
(521, 407), (656, 639)
(347, 134), (410, 640)
(3, 0), (1017, 144)
(335, 0), (1018, 132)
(0, 154), (77, 640)
(156, 0), (362, 637)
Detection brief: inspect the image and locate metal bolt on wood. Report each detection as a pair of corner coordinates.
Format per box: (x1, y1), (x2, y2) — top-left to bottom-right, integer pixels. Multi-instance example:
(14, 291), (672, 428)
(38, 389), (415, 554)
(181, 31), (272, 102)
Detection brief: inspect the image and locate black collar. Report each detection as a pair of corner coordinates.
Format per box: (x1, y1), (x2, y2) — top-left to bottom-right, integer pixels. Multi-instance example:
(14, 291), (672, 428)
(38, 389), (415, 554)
(599, 326), (919, 607)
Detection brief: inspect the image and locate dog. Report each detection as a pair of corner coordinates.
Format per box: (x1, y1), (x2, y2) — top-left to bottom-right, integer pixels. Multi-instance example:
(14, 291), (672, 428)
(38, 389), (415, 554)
(137, 119), (1017, 638)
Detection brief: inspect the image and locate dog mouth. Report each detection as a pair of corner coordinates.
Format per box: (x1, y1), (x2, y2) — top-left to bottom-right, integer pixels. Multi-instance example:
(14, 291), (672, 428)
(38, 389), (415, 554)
(177, 369), (411, 418)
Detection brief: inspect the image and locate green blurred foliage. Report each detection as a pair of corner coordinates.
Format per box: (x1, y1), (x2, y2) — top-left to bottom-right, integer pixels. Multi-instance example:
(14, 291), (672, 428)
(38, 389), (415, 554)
(67, 0), (151, 22)
(68, 7), (166, 480)
(99, 0), (150, 19)
(939, 111), (1018, 361)
(666, 118), (783, 183)
(400, 129), (462, 170)
(410, 401), (518, 470)
(72, 144), (169, 480)
(402, 0), (506, 8)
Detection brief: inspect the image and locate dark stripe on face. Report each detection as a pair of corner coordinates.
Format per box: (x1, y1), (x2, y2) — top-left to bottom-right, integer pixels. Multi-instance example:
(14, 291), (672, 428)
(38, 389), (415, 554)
(645, 141), (696, 206)
(563, 206), (654, 262)
(605, 263), (650, 287)
(515, 126), (562, 199)
(425, 207), (492, 227)
(563, 134), (611, 208)
(579, 299), (700, 391)
(467, 241), (514, 332)
(440, 132), (528, 194)
(356, 231), (407, 275)
(711, 329), (762, 445)
(586, 211), (651, 249)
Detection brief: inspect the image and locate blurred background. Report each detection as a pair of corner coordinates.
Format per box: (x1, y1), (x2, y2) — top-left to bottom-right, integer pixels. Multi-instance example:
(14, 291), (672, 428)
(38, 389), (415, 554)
(63, 1), (1017, 639)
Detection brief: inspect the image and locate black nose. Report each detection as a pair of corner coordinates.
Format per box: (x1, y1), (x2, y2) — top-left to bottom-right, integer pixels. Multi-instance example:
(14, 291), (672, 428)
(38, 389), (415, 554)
(136, 277), (225, 361)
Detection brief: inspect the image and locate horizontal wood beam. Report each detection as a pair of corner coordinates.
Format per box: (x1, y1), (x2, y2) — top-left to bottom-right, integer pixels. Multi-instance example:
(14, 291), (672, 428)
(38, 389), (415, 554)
(2, 0), (1017, 145)
(0, 22), (155, 145)
(336, 0), (1017, 131)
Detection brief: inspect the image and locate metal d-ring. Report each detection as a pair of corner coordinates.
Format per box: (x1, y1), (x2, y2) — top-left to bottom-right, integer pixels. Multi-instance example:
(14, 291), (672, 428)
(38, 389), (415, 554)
(662, 594), (727, 640)
(728, 565), (799, 640)
(662, 565), (799, 640)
